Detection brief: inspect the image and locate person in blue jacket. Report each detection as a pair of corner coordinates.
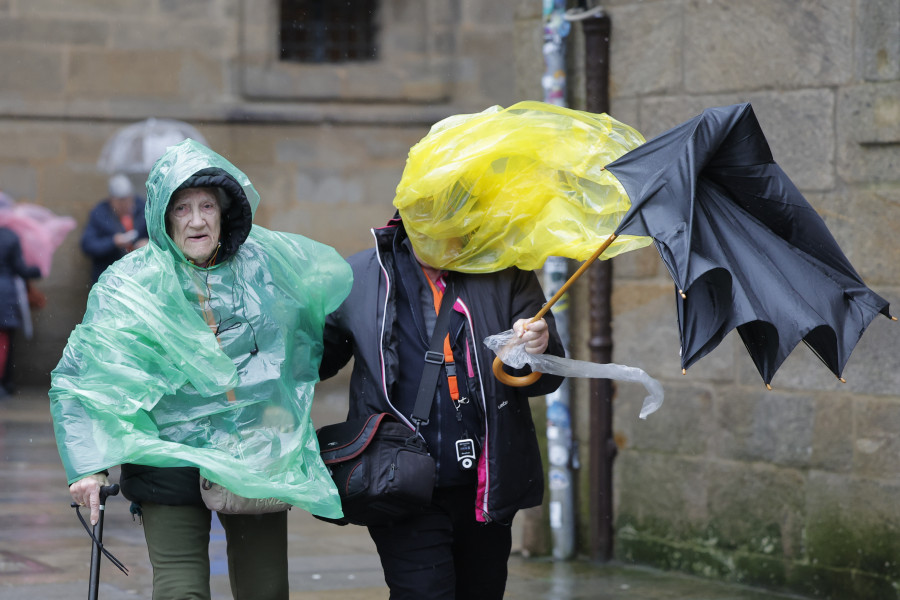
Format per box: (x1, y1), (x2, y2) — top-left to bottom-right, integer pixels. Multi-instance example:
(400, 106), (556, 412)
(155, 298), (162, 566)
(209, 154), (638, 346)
(80, 173), (149, 282)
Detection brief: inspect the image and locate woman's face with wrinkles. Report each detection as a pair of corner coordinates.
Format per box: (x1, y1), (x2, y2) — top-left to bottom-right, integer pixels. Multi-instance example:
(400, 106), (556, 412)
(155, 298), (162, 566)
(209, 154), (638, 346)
(167, 187), (222, 264)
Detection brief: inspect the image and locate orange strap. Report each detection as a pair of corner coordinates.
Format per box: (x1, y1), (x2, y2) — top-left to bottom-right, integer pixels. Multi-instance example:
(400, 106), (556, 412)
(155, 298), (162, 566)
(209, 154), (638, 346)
(422, 269), (460, 402)
(196, 291), (237, 403)
(120, 214), (135, 251)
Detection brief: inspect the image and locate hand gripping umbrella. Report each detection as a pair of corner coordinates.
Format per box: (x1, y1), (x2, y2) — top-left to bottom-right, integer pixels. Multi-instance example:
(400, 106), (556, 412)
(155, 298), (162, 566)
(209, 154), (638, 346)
(393, 101), (653, 390)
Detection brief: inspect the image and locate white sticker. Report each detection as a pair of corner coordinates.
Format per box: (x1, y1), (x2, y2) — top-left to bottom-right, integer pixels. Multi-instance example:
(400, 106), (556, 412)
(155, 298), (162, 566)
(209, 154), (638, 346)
(549, 500), (562, 529)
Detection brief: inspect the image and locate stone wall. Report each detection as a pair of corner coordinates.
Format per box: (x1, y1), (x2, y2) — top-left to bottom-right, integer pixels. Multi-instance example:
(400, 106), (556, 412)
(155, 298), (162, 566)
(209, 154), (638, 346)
(562, 1), (900, 598)
(0, 0), (527, 385)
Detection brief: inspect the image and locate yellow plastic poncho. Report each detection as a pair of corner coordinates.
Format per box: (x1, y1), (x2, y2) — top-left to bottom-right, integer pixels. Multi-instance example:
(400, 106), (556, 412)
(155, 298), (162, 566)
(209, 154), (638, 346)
(394, 101), (652, 273)
(50, 140), (352, 519)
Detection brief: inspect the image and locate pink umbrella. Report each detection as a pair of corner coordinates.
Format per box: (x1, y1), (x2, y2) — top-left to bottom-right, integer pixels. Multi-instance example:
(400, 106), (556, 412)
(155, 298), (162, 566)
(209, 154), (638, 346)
(0, 196), (77, 277)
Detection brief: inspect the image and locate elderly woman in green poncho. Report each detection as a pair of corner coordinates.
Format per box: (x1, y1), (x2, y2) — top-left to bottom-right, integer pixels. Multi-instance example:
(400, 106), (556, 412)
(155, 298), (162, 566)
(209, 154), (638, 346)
(50, 140), (351, 599)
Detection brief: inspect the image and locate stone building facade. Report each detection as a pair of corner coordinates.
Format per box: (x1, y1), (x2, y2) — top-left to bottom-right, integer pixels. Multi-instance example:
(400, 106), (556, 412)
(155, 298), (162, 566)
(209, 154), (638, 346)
(556, 1), (899, 599)
(1, 1), (897, 599)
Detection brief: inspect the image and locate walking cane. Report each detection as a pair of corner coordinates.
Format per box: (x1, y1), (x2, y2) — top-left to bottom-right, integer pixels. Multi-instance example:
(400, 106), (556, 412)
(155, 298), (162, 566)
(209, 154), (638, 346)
(71, 483), (129, 600)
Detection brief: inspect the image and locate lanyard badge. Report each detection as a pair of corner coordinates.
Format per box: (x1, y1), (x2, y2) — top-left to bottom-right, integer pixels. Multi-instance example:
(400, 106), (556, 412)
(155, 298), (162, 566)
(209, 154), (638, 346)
(422, 268), (479, 472)
(456, 438), (477, 471)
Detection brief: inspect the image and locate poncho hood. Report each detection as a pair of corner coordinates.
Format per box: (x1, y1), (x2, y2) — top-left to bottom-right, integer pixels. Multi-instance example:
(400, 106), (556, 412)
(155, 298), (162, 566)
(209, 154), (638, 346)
(146, 139), (255, 264)
(50, 140), (352, 519)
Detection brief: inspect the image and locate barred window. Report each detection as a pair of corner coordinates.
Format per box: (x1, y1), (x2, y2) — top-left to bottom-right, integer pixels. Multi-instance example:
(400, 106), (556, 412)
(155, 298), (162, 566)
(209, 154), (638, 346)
(279, 0), (379, 63)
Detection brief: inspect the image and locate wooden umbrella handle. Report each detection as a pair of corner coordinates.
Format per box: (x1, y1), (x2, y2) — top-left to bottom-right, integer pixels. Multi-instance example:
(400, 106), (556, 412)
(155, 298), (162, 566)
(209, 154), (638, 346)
(492, 356), (543, 386)
(492, 234), (618, 387)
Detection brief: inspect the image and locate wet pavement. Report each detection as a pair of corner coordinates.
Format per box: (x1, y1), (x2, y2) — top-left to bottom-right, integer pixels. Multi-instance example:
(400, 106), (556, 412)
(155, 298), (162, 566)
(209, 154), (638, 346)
(0, 385), (813, 600)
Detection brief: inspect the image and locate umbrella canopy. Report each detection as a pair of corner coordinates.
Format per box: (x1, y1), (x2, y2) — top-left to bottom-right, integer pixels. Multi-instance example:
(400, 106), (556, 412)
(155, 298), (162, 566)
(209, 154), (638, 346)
(607, 102), (893, 385)
(97, 118), (208, 175)
(0, 199), (76, 277)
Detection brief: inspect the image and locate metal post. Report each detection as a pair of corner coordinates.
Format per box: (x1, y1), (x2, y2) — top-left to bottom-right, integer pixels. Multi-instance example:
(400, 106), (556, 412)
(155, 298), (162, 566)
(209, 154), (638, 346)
(541, 0), (577, 560)
(582, 9), (617, 563)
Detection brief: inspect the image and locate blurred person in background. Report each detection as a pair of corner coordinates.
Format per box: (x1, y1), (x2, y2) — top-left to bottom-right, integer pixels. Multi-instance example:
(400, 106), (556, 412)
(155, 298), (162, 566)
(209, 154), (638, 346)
(0, 225), (41, 397)
(81, 173), (149, 283)
(0, 189), (75, 394)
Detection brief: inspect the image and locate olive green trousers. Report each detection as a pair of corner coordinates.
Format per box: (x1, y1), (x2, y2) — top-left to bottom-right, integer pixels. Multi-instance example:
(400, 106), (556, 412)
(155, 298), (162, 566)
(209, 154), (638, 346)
(140, 502), (288, 600)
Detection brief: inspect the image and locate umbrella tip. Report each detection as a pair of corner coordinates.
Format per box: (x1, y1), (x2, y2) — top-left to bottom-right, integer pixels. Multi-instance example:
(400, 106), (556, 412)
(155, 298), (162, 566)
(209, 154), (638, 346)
(765, 383), (772, 391)
(892, 316), (898, 321)
(681, 368), (686, 375)
(679, 290), (686, 299)
(839, 377), (847, 383)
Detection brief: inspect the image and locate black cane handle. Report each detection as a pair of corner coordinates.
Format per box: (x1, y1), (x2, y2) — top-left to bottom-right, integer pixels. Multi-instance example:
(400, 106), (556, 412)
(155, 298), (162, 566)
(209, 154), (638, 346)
(69, 483), (120, 509)
(99, 484), (120, 504)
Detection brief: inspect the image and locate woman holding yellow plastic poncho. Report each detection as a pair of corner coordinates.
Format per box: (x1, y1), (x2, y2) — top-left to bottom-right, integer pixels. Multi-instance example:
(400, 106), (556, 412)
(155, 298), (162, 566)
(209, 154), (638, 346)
(50, 139), (352, 599)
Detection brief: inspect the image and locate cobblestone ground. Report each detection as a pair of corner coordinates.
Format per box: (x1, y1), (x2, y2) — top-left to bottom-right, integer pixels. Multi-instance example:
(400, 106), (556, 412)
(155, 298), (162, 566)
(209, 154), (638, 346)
(0, 386), (812, 600)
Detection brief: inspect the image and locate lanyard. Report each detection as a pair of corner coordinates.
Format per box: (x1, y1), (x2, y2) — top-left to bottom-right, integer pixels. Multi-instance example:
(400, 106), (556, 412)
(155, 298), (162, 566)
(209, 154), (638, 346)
(421, 271), (475, 461)
(421, 268), (461, 403)
(195, 289), (236, 403)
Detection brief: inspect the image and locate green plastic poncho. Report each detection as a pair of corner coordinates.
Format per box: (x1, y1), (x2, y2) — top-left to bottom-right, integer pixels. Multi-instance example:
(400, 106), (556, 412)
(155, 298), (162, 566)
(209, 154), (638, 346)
(50, 139), (352, 519)
(394, 101), (652, 273)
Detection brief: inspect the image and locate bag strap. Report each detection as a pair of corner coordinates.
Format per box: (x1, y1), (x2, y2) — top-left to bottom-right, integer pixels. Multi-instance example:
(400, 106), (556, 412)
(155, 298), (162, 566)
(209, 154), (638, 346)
(411, 282), (458, 433)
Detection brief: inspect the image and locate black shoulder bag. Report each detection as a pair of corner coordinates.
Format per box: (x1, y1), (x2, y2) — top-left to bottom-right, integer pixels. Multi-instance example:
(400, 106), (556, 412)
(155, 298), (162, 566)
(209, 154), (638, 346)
(315, 285), (458, 526)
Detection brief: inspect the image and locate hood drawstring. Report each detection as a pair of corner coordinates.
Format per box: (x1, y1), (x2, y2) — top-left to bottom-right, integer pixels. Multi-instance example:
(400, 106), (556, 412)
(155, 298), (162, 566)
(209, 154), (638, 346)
(189, 242), (222, 268)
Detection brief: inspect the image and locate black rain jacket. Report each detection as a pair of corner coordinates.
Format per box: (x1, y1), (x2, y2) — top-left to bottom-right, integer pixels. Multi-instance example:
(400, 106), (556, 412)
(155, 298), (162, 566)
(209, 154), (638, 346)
(319, 217), (564, 524)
